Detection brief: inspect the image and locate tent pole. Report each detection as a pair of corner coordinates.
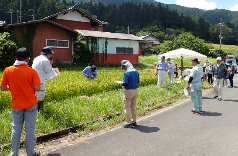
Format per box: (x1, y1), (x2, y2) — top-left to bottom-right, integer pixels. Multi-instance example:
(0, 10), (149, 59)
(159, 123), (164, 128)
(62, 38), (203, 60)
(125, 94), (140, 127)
(181, 56), (183, 76)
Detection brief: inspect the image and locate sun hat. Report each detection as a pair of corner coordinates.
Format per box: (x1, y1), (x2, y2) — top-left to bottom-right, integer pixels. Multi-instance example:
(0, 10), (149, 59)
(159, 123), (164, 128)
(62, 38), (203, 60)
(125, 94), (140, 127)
(41, 47), (54, 55)
(121, 60), (129, 69)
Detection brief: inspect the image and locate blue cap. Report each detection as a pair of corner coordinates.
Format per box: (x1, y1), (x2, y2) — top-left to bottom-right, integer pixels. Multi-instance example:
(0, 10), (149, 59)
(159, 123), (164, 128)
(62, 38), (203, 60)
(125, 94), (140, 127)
(41, 47), (54, 55)
(161, 56), (165, 59)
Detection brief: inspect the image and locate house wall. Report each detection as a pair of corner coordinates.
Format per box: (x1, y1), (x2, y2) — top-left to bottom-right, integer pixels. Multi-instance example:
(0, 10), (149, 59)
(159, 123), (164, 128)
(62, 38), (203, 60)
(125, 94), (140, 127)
(54, 19), (91, 30)
(13, 22), (73, 63)
(90, 38), (139, 64)
(57, 11), (91, 22)
(34, 22), (73, 63)
(53, 11), (92, 31)
(144, 36), (160, 44)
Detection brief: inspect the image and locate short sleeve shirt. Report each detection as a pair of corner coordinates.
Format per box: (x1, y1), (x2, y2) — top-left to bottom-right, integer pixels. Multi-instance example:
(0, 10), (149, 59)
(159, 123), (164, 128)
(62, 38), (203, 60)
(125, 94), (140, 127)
(123, 70), (139, 89)
(1, 64), (41, 110)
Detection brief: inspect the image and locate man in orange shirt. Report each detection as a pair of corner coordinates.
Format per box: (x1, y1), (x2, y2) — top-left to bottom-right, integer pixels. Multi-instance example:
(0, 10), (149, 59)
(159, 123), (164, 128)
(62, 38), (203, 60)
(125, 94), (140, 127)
(1, 47), (41, 156)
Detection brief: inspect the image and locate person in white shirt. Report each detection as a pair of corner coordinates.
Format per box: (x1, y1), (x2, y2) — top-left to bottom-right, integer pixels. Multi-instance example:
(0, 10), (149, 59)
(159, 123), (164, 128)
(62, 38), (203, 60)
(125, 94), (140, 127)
(167, 58), (175, 83)
(32, 47), (54, 111)
(203, 60), (209, 80)
(206, 62), (213, 84)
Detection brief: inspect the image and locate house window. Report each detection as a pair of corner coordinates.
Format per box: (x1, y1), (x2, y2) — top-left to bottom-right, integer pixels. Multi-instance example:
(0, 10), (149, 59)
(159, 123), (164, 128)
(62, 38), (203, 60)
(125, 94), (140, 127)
(46, 39), (69, 48)
(116, 47), (133, 54)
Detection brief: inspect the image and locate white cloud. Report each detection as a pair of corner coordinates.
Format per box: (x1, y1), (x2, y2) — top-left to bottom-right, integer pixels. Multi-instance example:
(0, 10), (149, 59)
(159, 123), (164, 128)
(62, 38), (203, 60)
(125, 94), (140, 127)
(229, 4), (238, 11)
(176, 0), (217, 10)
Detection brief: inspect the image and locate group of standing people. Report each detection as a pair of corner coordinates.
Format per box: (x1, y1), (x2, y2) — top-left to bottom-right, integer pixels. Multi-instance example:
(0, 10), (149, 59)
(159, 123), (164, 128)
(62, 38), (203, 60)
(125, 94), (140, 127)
(203, 59), (235, 88)
(156, 56), (176, 87)
(188, 56), (236, 114)
(1, 47), (55, 156)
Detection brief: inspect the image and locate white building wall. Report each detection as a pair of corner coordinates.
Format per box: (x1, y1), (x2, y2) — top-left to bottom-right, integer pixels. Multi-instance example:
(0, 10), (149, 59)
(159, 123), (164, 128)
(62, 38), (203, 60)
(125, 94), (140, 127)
(144, 36), (160, 44)
(89, 38), (139, 54)
(57, 11), (90, 23)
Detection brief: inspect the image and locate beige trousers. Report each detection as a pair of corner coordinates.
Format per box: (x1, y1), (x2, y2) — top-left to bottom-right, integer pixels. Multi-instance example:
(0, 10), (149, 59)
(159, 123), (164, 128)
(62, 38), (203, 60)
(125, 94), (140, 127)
(213, 78), (223, 98)
(123, 88), (138, 124)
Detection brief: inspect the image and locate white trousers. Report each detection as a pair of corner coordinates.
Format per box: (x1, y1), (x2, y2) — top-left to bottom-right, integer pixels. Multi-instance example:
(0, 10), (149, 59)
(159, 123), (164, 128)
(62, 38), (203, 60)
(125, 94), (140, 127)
(157, 70), (167, 87)
(168, 69), (174, 83)
(213, 78), (223, 98)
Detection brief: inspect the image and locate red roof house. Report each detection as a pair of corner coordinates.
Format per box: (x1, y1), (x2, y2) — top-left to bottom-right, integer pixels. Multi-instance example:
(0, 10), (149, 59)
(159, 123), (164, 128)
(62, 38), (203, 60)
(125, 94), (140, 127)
(6, 5), (109, 63)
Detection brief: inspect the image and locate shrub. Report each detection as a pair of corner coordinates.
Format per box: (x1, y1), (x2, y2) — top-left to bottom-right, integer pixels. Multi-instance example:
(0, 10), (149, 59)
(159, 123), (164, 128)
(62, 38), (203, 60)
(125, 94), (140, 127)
(0, 32), (18, 68)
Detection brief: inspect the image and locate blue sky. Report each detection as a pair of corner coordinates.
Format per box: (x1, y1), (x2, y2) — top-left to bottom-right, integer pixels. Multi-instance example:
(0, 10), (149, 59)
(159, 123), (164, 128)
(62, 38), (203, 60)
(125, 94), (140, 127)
(155, 0), (238, 11)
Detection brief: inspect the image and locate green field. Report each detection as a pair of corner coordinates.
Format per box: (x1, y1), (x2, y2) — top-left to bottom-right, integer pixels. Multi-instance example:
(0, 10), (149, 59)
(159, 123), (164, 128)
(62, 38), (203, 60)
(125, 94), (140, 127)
(212, 44), (238, 56)
(139, 55), (217, 67)
(0, 63), (211, 156)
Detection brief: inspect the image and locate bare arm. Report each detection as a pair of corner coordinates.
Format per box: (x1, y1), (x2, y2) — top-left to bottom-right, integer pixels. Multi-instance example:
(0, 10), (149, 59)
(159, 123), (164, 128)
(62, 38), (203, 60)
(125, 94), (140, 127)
(34, 85), (41, 92)
(1, 84), (10, 91)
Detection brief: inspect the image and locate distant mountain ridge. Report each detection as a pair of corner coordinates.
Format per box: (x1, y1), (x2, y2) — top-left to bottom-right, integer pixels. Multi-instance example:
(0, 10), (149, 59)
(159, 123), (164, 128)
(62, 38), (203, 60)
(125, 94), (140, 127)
(69, 0), (238, 24)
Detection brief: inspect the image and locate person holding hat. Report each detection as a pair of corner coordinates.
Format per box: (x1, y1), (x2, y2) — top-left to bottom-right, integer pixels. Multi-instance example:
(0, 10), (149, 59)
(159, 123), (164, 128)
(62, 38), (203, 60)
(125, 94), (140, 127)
(186, 58), (203, 114)
(1, 47), (41, 156)
(212, 57), (227, 101)
(227, 60), (235, 87)
(82, 65), (97, 81)
(32, 47), (54, 111)
(120, 60), (139, 128)
(156, 56), (169, 87)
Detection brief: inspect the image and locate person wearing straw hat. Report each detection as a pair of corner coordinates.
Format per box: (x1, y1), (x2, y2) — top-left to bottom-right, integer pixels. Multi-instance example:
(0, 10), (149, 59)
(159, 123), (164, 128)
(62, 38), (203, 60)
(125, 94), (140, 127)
(120, 60), (139, 128)
(156, 56), (169, 87)
(212, 57), (227, 101)
(32, 47), (54, 111)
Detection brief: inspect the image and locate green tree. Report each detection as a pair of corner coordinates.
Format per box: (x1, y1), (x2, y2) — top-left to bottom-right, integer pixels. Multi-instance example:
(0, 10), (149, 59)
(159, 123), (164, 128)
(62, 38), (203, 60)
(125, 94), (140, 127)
(0, 32), (18, 68)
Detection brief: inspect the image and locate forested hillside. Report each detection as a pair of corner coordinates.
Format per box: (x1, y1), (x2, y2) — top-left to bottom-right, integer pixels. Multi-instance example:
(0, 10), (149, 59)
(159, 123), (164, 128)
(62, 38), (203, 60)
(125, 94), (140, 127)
(1, 0), (238, 45)
(64, 0), (238, 24)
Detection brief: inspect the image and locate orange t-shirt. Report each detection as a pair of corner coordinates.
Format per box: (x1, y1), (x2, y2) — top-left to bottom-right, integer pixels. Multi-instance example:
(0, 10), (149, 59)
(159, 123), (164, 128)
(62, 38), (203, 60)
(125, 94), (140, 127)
(1, 64), (41, 110)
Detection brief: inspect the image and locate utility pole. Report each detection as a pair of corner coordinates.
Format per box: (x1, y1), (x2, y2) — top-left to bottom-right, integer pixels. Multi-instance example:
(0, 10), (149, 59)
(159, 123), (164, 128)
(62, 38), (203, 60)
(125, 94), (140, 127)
(10, 9), (12, 24)
(127, 25), (129, 34)
(33, 7), (35, 20)
(20, 0), (22, 23)
(17, 10), (19, 23)
(219, 18), (223, 50)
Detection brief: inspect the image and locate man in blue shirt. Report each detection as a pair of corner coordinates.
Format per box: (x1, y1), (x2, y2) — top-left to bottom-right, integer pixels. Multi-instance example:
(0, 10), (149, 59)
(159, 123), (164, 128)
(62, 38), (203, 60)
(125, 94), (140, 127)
(82, 65), (97, 81)
(156, 56), (169, 87)
(120, 60), (139, 128)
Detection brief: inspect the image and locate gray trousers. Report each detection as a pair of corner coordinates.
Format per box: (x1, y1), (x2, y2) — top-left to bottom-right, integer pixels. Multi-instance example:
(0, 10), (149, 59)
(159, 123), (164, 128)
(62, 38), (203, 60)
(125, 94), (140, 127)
(168, 69), (174, 83)
(10, 104), (38, 156)
(36, 83), (45, 101)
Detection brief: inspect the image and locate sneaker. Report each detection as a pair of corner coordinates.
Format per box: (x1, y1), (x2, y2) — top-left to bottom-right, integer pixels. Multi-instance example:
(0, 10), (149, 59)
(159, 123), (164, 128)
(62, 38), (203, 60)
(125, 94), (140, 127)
(218, 98), (222, 101)
(213, 96), (218, 99)
(123, 124), (133, 128)
(132, 122), (137, 127)
(228, 86), (233, 88)
(32, 151), (40, 156)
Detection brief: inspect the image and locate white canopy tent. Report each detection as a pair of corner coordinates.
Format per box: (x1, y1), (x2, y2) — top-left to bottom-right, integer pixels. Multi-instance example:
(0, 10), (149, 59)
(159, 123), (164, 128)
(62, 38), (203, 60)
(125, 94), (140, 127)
(158, 48), (207, 76)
